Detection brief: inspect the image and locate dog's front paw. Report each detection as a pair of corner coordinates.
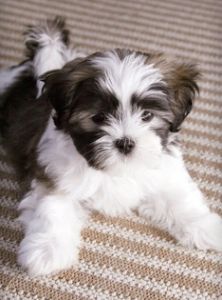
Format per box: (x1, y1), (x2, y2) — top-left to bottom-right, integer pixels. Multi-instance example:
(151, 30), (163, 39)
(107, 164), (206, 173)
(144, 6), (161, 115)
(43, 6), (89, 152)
(18, 233), (79, 276)
(179, 213), (222, 252)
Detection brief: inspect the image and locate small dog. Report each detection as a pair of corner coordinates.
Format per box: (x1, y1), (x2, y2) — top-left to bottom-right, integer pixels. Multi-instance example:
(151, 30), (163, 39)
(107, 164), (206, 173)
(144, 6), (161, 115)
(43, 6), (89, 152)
(0, 17), (221, 276)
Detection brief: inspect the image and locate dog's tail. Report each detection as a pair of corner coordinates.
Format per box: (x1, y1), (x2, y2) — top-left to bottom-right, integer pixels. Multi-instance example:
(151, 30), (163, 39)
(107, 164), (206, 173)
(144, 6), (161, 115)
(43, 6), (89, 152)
(24, 16), (71, 96)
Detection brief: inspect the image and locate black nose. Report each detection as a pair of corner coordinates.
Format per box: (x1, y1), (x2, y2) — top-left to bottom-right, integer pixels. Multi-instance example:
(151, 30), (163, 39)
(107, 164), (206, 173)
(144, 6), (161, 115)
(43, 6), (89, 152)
(115, 137), (135, 155)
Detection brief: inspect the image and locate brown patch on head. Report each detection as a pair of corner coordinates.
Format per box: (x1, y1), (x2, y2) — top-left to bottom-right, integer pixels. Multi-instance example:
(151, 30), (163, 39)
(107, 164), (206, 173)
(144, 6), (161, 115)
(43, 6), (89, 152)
(166, 63), (199, 132)
(69, 110), (97, 132)
(151, 56), (200, 132)
(132, 52), (200, 132)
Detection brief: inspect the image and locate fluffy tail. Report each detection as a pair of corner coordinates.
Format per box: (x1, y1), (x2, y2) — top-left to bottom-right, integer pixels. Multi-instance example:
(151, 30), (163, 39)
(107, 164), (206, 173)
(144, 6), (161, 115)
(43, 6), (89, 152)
(24, 16), (71, 96)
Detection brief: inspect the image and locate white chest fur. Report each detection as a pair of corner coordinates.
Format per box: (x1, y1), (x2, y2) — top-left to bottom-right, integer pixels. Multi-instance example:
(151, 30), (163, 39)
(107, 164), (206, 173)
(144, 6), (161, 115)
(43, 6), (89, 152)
(37, 117), (186, 217)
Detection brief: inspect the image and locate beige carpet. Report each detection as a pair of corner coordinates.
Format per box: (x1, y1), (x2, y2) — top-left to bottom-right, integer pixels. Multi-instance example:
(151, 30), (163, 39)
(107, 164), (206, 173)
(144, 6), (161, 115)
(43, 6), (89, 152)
(0, 0), (222, 299)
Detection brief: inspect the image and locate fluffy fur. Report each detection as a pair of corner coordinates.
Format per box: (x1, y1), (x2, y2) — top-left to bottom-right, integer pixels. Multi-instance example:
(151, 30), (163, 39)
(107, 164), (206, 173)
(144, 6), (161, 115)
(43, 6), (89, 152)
(0, 17), (221, 276)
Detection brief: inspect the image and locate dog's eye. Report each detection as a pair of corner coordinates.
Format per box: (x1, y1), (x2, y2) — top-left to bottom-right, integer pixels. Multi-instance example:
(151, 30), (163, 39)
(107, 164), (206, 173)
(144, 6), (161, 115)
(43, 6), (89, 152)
(92, 112), (106, 124)
(141, 110), (154, 122)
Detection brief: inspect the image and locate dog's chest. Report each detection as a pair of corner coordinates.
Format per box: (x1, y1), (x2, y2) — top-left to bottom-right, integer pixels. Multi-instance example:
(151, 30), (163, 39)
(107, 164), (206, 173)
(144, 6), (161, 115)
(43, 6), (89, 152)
(89, 164), (158, 216)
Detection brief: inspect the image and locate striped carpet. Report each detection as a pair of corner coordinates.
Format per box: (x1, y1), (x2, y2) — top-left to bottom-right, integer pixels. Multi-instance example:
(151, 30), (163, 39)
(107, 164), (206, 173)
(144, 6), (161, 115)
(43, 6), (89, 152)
(0, 0), (222, 299)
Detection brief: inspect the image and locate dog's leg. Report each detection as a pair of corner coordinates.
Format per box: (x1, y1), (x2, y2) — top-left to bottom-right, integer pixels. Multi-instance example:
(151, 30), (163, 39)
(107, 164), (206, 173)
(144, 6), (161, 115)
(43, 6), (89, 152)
(18, 181), (85, 276)
(138, 156), (222, 252)
(25, 16), (72, 96)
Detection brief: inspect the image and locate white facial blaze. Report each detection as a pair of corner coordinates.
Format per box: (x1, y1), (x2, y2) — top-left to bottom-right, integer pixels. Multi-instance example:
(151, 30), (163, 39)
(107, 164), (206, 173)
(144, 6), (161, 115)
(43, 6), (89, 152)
(91, 51), (165, 168)
(94, 51), (164, 106)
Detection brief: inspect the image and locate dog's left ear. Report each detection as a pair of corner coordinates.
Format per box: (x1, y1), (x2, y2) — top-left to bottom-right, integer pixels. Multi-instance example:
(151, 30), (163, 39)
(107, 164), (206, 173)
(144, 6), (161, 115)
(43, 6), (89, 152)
(166, 63), (200, 132)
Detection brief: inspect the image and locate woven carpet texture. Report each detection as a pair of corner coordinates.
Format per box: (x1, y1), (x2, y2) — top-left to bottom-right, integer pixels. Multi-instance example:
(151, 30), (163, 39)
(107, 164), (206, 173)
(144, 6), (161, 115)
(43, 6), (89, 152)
(0, 0), (222, 299)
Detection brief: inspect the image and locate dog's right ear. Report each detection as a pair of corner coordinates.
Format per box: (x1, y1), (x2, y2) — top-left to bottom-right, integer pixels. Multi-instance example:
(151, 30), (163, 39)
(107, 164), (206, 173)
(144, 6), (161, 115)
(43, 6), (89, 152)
(40, 56), (101, 128)
(40, 66), (75, 111)
(40, 68), (75, 128)
(40, 56), (90, 110)
(40, 58), (87, 128)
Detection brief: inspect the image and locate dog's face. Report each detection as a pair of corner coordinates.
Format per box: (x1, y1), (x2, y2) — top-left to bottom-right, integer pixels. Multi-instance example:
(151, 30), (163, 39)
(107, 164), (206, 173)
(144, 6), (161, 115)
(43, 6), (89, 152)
(42, 49), (199, 170)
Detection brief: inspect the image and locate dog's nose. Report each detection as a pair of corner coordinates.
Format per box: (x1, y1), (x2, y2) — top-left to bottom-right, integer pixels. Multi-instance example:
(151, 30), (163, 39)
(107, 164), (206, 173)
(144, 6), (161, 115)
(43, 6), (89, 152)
(115, 137), (135, 155)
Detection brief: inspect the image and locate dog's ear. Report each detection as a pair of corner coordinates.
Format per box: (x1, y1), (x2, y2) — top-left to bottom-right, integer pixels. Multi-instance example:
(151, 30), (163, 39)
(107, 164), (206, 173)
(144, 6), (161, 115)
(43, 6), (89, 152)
(40, 56), (98, 110)
(40, 68), (74, 113)
(40, 68), (75, 128)
(40, 57), (94, 128)
(166, 63), (200, 132)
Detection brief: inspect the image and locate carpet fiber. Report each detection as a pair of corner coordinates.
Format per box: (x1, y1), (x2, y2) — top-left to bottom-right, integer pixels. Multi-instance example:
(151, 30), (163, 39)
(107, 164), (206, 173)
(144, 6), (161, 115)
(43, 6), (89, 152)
(0, 0), (222, 299)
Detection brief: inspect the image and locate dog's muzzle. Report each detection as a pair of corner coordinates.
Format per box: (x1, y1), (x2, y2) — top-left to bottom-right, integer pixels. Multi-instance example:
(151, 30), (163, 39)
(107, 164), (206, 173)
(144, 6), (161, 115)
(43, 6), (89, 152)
(114, 137), (135, 155)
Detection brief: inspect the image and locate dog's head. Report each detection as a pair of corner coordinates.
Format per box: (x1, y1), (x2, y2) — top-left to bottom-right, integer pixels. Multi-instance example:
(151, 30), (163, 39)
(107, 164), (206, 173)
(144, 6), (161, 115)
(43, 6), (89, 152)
(41, 49), (199, 170)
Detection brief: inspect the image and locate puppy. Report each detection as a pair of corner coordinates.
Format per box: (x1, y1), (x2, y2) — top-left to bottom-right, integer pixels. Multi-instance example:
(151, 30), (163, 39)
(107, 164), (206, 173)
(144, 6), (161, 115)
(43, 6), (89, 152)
(0, 17), (221, 276)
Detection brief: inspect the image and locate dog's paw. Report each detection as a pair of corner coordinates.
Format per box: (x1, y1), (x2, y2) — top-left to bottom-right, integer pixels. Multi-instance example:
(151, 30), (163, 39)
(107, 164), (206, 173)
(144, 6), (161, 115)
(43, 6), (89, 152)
(179, 213), (222, 252)
(18, 233), (79, 276)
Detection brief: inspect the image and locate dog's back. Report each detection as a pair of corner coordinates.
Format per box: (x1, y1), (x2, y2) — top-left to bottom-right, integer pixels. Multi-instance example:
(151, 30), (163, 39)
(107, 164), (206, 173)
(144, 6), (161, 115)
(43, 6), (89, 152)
(0, 63), (51, 178)
(0, 16), (71, 178)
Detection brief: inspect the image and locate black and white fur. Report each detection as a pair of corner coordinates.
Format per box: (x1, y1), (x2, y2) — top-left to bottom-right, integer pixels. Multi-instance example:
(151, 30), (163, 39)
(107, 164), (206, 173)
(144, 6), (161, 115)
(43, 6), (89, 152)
(0, 18), (221, 276)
